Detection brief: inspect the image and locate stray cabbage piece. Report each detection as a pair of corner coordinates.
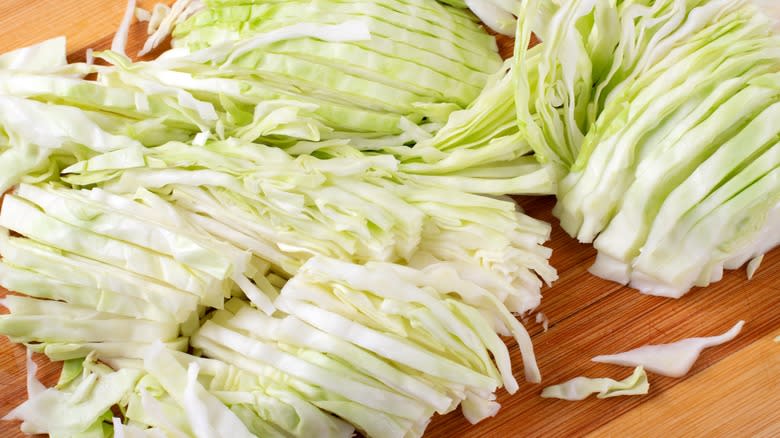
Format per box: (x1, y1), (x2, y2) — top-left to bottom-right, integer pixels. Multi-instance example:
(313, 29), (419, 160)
(462, 0), (519, 36)
(746, 255), (764, 280)
(135, 6), (152, 23)
(592, 321), (745, 377)
(112, 0), (138, 56)
(139, 0), (206, 56)
(540, 367), (649, 401)
(534, 312), (549, 332)
(24, 348), (45, 398)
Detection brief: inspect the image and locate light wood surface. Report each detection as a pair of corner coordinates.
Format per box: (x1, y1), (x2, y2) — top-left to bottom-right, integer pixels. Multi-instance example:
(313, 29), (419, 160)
(0, 2), (778, 437)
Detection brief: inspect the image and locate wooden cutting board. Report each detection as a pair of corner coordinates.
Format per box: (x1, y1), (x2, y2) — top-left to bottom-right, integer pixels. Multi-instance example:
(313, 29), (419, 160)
(0, 2), (778, 436)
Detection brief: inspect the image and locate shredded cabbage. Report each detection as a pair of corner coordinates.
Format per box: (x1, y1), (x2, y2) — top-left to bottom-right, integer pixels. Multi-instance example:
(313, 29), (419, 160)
(540, 367), (649, 401)
(592, 321), (745, 377)
(515, 0), (780, 296)
(4, 354), (142, 435)
(15, 0), (776, 435)
(60, 137), (555, 314)
(112, 0), (138, 56)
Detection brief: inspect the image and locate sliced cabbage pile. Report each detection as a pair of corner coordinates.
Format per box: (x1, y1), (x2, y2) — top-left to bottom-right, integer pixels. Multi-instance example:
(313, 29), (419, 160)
(0, 2), (558, 435)
(60, 136), (555, 313)
(0, 179), (550, 436)
(4, 254), (541, 437)
(0, 157), (552, 436)
(2, 0), (780, 436)
(0, 0), (553, 196)
(515, 0), (780, 297)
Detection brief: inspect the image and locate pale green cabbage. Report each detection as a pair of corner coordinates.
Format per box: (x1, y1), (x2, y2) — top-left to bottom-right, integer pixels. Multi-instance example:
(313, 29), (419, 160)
(515, 0), (780, 296)
(540, 366), (649, 401)
(592, 321), (744, 377)
(61, 137), (556, 314)
(4, 353), (142, 435)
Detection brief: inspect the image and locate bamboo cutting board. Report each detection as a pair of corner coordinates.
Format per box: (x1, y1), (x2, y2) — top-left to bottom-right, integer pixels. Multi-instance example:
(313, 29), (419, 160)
(0, 2), (778, 436)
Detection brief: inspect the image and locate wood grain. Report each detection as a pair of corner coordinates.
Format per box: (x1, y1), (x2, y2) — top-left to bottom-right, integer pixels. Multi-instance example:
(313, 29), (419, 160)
(587, 329), (780, 438)
(0, 2), (778, 437)
(0, 0), (172, 61)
